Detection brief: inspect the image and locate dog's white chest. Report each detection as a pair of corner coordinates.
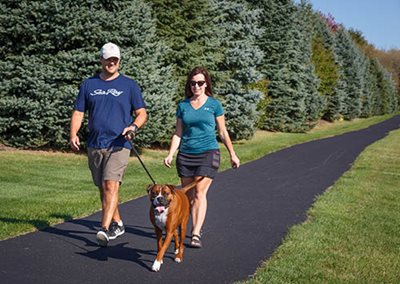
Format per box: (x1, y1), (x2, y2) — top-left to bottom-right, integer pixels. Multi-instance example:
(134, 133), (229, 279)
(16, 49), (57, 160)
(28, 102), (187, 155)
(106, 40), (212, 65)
(155, 208), (168, 231)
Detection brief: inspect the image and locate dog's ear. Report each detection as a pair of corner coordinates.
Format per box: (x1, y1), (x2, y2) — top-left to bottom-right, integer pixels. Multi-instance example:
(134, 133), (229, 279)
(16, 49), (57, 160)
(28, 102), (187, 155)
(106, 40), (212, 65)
(147, 184), (154, 195)
(166, 185), (176, 194)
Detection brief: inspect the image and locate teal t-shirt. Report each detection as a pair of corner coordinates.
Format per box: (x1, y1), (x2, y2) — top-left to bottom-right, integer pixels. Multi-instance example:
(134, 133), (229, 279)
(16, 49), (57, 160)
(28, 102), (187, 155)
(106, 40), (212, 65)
(176, 97), (224, 154)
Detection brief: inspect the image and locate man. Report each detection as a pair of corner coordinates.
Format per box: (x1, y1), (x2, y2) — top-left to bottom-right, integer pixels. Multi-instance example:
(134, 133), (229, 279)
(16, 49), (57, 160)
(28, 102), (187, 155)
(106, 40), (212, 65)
(70, 42), (147, 246)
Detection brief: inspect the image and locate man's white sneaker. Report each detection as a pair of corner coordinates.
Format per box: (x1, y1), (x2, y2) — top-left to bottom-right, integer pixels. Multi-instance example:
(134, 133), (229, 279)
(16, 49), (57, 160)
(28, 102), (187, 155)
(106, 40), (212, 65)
(96, 229), (110, 247)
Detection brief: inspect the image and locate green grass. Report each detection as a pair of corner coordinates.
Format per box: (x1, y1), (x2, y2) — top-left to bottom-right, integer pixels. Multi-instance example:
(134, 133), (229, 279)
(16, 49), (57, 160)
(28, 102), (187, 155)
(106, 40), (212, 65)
(242, 128), (400, 283)
(0, 114), (395, 241)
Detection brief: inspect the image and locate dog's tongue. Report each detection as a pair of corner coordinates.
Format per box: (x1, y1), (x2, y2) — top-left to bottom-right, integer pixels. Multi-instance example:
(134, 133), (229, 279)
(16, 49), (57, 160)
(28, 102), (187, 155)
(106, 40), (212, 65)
(155, 206), (165, 213)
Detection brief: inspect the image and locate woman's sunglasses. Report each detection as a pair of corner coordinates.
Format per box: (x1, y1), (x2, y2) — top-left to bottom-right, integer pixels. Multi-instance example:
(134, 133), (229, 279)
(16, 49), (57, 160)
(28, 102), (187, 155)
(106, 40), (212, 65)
(190, 80), (206, 87)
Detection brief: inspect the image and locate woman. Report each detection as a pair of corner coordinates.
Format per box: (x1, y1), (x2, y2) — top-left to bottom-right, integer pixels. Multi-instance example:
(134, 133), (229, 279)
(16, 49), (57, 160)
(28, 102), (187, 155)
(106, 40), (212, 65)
(164, 66), (240, 248)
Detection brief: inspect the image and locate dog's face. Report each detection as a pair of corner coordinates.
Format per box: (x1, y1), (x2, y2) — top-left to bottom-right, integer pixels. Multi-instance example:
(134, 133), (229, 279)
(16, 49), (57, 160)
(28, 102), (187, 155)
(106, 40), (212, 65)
(147, 184), (175, 214)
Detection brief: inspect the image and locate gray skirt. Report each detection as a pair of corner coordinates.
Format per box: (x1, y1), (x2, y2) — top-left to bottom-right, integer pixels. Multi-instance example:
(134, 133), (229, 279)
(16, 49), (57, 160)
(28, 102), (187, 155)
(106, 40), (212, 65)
(176, 149), (220, 179)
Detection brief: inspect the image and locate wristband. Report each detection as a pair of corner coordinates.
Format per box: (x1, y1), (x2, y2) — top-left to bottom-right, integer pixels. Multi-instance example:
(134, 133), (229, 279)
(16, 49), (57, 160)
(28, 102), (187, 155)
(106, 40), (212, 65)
(131, 123), (138, 133)
(126, 124), (138, 141)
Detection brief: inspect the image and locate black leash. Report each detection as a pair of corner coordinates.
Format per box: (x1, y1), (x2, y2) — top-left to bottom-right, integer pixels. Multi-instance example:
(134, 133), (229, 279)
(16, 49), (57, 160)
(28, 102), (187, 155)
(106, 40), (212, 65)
(126, 131), (157, 185)
(131, 144), (157, 185)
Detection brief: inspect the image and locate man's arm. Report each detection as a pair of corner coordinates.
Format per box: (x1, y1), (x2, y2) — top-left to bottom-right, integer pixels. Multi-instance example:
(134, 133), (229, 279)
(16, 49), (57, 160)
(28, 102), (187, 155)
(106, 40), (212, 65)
(132, 107), (147, 129)
(70, 110), (84, 151)
(122, 107), (148, 138)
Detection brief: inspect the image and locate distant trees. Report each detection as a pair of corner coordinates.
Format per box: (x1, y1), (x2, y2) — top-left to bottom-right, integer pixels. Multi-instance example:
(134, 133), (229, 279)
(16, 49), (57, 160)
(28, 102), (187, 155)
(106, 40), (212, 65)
(0, 0), (398, 149)
(350, 29), (400, 97)
(375, 49), (400, 95)
(348, 29), (399, 116)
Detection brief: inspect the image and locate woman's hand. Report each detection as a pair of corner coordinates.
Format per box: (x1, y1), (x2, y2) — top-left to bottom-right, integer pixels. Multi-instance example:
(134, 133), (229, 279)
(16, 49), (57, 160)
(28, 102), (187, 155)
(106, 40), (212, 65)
(230, 153), (240, 169)
(164, 155), (174, 168)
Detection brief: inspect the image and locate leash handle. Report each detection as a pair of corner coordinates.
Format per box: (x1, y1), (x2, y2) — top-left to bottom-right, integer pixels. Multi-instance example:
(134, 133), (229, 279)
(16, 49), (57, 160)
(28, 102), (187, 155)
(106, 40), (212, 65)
(131, 143), (157, 185)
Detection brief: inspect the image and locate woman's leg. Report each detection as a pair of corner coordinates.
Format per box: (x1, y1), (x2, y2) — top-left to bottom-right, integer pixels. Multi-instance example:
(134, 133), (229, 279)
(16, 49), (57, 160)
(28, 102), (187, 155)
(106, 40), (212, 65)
(189, 176), (213, 237)
(181, 176), (195, 204)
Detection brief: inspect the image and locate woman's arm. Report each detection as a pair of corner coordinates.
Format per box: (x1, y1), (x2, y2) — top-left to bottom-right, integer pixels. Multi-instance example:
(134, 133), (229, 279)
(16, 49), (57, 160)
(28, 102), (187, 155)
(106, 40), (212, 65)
(216, 115), (240, 169)
(164, 119), (183, 168)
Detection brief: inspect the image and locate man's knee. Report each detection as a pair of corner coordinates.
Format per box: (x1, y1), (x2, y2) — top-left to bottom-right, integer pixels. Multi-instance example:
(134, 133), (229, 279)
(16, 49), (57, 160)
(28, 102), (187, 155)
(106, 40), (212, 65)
(103, 180), (120, 193)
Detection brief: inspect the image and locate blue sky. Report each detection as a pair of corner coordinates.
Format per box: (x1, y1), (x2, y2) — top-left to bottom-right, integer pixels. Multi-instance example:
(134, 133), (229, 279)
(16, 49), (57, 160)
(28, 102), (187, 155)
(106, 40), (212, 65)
(295, 0), (400, 50)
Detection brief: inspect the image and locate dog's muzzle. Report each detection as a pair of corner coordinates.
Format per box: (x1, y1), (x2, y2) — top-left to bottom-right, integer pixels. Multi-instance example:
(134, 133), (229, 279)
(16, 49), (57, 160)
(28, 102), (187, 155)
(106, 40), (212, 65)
(152, 196), (169, 215)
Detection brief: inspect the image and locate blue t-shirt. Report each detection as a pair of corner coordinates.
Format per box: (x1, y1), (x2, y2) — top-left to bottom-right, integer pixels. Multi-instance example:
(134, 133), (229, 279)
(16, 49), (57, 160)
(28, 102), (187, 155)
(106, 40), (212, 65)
(176, 97), (224, 154)
(74, 74), (146, 149)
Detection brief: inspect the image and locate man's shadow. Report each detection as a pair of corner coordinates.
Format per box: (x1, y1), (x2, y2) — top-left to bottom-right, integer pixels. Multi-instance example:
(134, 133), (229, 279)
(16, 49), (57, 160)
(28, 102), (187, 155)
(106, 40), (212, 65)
(0, 213), (158, 270)
(41, 217), (159, 270)
(1, 213), (191, 271)
(75, 241), (156, 270)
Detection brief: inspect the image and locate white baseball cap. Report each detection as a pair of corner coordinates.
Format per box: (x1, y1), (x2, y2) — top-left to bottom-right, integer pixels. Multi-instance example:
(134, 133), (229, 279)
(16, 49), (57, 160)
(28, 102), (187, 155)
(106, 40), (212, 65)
(100, 42), (121, 59)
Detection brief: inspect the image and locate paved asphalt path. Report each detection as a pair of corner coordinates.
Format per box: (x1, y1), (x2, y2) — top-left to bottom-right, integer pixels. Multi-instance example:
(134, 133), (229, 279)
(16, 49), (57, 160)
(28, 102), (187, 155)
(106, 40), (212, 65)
(1, 115), (400, 284)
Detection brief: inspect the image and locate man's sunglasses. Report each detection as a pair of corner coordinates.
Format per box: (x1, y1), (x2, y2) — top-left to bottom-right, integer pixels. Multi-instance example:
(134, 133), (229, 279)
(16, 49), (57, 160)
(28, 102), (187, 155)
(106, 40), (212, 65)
(190, 80), (206, 87)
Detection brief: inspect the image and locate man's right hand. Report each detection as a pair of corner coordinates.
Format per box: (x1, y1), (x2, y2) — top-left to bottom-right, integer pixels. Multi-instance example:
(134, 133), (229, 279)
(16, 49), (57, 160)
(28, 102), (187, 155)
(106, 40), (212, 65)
(70, 136), (80, 151)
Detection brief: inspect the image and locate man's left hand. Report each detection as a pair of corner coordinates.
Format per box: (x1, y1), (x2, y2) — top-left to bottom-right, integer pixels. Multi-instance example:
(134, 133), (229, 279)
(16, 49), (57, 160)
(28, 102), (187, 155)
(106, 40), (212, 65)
(122, 124), (138, 141)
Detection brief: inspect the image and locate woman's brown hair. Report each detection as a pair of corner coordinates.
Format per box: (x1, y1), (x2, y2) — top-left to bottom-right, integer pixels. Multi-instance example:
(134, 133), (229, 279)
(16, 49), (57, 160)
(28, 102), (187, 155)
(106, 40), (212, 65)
(184, 66), (213, 98)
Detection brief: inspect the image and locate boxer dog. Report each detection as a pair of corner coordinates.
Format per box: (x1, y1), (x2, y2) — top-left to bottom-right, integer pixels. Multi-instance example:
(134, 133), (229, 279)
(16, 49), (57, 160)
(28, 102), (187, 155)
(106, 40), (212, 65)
(147, 178), (203, 272)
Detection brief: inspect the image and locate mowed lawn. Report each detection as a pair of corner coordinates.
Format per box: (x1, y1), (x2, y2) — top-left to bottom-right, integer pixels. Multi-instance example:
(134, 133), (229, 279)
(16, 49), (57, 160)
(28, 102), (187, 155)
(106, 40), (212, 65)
(242, 128), (400, 283)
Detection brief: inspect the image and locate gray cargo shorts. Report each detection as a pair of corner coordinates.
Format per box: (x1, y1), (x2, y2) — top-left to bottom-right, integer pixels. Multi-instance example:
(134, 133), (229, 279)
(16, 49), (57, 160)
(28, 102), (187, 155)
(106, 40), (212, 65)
(87, 147), (130, 187)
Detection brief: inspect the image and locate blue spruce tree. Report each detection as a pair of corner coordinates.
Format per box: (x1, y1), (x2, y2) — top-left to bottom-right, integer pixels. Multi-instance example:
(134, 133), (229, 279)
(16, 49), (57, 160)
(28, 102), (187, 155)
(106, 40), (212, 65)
(211, 0), (264, 140)
(334, 26), (363, 120)
(254, 0), (323, 132)
(0, 0), (175, 148)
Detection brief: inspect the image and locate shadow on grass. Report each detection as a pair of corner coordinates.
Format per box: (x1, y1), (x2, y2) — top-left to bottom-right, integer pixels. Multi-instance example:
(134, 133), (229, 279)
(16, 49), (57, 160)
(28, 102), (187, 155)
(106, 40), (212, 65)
(0, 213), (75, 233)
(0, 217), (50, 231)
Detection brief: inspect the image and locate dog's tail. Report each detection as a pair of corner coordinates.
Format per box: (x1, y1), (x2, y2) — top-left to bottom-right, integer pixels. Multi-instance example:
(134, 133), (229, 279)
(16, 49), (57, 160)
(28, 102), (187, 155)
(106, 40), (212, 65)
(179, 176), (205, 193)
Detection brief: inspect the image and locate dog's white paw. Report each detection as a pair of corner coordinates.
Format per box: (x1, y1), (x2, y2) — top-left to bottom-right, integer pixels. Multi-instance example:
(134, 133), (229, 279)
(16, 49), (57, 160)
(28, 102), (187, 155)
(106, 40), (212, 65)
(174, 257), (182, 263)
(175, 249), (179, 255)
(152, 260), (163, 272)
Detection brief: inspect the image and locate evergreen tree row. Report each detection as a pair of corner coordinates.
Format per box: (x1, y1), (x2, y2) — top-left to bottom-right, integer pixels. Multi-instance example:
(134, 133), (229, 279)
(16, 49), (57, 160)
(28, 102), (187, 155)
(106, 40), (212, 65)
(0, 0), (398, 149)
